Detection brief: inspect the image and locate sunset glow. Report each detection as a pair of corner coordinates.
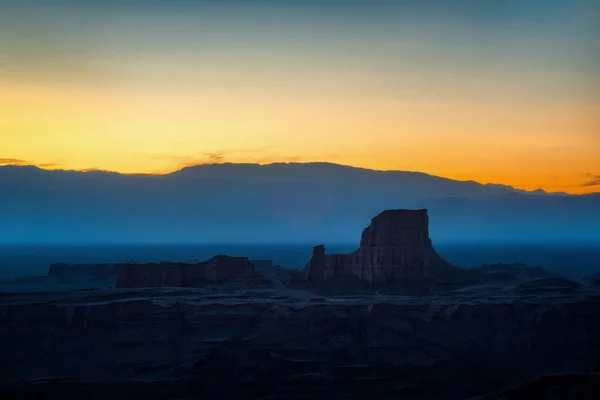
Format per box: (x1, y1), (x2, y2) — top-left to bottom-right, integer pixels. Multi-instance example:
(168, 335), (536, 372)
(1, 0), (598, 194)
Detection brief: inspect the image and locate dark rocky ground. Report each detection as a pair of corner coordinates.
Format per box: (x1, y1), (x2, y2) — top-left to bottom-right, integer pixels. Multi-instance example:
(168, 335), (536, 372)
(471, 373), (600, 400)
(2, 276), (600, 399)
(3, 373), (600, 400)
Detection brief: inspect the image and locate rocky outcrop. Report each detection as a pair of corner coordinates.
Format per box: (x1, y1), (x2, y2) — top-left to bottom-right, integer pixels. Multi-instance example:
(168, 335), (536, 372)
(250, 260), (274, 270)
(298, 209), (463, 284)
(585, 273), (600, 286)
(48, 263), (118, 279)
(114, 256), (272, 288)
(471, 373), (600, 400)
(477, 263), (554, 283)
(250, 260), (291, 283)
(47, 259), (279, 285)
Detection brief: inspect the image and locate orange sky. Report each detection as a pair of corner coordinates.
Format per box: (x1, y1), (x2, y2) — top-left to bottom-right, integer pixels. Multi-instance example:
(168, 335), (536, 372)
(1, 1), (599, 194)
(1, 77), (599, 194)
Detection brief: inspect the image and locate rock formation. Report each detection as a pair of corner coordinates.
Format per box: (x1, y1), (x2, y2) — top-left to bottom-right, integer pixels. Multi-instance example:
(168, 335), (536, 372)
(48, 259), (278, 282)
(471, 373), (600, 400)
(585, 272), (600, 286)
(478, 262), (553, 282)
(114, 255), (272, 288)
(48, 263), (118, 279)
(249, 260), (291, 283)
(298, 209), (461, 284)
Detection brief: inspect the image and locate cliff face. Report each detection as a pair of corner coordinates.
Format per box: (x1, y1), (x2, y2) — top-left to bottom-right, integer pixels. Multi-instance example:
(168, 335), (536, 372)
(300, 209), (459, 283)
(114, 256), (272, 288)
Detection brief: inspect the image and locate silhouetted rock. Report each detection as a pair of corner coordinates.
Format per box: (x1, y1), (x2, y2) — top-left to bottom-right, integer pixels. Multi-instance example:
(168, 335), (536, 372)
(478, 263), (554, 282)
(114, 256), (272, 288)
(297, 209), (468, 284)
(516, 276), (582, 294)
(250, 260), (292, 283)
(48, 263), (118, 279)
(249, 260), (273, 271)
(584, 273), (600, 286)
(471, 373), (600, 400)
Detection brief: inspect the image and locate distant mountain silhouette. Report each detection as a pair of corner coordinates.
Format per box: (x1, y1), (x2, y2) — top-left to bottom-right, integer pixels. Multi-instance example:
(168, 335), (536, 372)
(0, 163), (598, 244)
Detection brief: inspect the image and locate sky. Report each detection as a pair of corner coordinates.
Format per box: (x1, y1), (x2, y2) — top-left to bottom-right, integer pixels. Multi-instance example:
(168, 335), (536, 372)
(1, 0), (599, 194)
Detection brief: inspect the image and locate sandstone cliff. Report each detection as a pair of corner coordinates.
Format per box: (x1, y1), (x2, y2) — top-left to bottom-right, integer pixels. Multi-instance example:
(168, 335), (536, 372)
(299, 209), (463, 284)
(114, 255), (272, 288)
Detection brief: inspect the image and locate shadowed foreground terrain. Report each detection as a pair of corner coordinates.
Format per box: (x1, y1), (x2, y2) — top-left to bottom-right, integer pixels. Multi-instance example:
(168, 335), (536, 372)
(1, 210), (599, 399)
(2, 279), (600, 399)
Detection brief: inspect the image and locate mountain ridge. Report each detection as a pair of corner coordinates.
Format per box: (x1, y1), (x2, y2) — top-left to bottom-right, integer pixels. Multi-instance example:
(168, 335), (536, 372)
(0, 162), (598, 244)
(0, 162), (584, 196)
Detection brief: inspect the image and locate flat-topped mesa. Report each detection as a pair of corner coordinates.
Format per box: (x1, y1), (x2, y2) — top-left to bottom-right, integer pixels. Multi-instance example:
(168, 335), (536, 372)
(115, 255), (273, 288)
(299, 209), (459, 284)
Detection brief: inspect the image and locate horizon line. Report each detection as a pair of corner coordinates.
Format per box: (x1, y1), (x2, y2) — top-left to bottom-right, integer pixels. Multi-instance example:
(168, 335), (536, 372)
(0, 161), (596, 196)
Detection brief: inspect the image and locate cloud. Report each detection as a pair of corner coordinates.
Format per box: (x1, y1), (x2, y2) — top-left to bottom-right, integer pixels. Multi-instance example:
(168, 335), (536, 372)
(148, 153), (225, 168)
(0, 159), (63, 169)
(253, 155), (301, 164)
(37, 163), (62, 168)
(0, 158), (29, 165)
(204, 152), (225, 163)
(147, 149), (343, 174)
(581, 173), (600, 187)
(81, 168), (114, 173)
(147, 147), (275, 171)
(251, 154), (340, 165)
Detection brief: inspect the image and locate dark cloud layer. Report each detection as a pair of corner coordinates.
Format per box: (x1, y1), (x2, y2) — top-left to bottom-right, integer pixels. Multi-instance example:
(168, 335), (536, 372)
(0, 158), (29, 165)
(582, 174), (600, 187)
(0, 158), (61, 168)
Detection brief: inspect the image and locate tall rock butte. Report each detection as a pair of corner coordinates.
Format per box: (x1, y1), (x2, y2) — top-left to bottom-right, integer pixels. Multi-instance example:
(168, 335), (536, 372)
(299, 209), (459, 283)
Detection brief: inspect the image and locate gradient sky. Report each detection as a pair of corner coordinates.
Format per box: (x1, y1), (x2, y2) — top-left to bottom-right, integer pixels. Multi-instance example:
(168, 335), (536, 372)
(1, 0), (599, 193)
